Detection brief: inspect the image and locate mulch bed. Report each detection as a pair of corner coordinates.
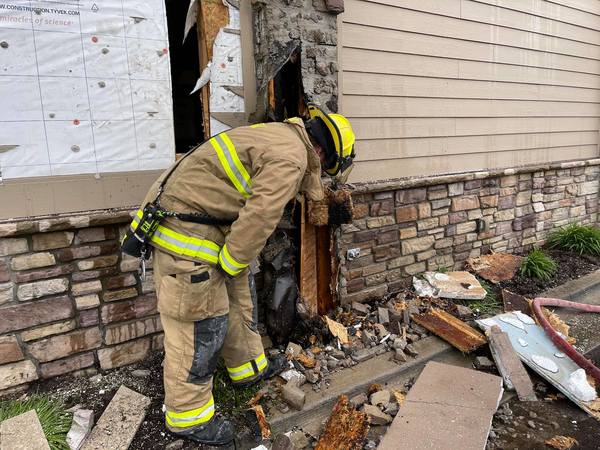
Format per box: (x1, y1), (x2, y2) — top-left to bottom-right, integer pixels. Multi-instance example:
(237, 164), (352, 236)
(498, 249), (600, 298)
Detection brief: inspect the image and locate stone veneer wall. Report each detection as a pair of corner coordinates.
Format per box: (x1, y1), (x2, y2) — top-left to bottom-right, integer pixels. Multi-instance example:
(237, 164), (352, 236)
(0, 210), (162, 394)
(336, 160), (600, 304)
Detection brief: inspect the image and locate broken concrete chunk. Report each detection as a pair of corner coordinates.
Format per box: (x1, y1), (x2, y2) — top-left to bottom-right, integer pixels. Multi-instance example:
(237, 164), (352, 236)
(392, 337), (407, 351)
(362, 404), (392, 425)
(377, 307), (390, 324)
(422, 271), (487, 300)
(352, 302), (369, 315)
(369, 389), (390, 408)
(412, 277), (437, 298)
(287, 430), (310, 449)
(305, 370), (319, 384)
(394, 348), (408, 362)
(404, 344), (419, 357)
(67, 409), (94, 450)
(0, 409), (51, 450)
(385, 402), (399, 417)
(352, 344), (386, 363)
(474, 356), (496, 372)
(453, 304), (474, 319)
(282, 383), (306, 410)
(349, 393), (368, 408)
(361, 330), (375, 346)
(373, 323), (388, 337)
(81, 385), (151, 450)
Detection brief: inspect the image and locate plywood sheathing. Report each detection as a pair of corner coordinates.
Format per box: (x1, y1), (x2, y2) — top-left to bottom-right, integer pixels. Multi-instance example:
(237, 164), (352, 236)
(315, 395), (369, 450)
(412, 308), (487, 353)
(199, 0), (230, 61)
(378, 362), (503, 450)
(299, 197), (319, 318)
(487, 325), (537, 401)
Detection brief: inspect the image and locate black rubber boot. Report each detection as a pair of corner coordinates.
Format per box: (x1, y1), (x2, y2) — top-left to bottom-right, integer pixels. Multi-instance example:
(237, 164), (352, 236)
(233, 354), (288, 388)
(170, 415), (234, 446)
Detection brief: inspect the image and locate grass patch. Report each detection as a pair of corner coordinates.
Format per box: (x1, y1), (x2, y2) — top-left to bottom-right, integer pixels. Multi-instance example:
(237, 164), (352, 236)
(520, 248), (557, 281)
(460, 278), (503, 316)
(547, 223), (600, 256)
(213, 363), (260, 414)
(0, 395), (71, 450)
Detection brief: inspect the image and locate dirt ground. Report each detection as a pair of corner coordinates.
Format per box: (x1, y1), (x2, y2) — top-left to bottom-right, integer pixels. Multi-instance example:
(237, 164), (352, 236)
(499, 250), (600, 298)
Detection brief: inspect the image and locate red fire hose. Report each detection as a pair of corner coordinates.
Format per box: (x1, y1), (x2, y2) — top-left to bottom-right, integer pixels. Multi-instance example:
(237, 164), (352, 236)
(532, 297), (600, 385)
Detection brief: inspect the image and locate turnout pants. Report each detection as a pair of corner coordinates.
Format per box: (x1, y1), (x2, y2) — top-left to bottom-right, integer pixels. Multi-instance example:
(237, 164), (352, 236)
(154, 249), (266, 430)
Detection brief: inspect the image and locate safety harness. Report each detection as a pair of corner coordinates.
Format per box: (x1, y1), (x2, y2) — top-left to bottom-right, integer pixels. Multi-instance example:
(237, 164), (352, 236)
(121, 132), (247, 277)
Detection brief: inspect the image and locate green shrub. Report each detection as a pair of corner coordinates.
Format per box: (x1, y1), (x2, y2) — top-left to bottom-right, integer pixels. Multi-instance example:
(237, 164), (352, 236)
(0, 396), (71, 450)
(547, 223), (600, 255)
(520, 249), (557, 281)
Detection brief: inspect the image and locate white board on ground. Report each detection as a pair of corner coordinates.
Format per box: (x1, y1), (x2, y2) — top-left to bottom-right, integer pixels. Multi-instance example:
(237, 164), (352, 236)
(476, 312), (600, 419)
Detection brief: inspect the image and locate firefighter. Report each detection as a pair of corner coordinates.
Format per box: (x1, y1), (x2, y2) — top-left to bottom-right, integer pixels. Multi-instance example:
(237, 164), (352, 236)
(124, 104), (355, 445)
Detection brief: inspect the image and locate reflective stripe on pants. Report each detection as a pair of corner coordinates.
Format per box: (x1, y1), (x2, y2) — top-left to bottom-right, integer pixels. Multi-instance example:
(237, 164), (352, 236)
(227, 352), (268, 382)
(165, 397), (215, 428)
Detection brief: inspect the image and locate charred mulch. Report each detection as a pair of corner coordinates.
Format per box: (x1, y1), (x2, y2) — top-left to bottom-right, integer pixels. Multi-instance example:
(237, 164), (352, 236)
(499, 250), (600, 298)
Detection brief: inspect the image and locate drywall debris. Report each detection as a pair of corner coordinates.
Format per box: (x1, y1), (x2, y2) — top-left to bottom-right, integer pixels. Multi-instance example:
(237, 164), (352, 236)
(487, 325), (536, 401)
(81, 385), (150, 450)
(350, 393), (368, 408)
(565, 369), (597, 402)
(545, 436), (579, 450)
(378, 362), (503, 450)
(315, 396), (369, 450)
(324, 316), (349, 345)
(412, 277), (437, 297)
(0, 409), (50, 450)
(285, 342), (303, 359)
(67, 409), (94, 450)
(412, 308), (487, 353)
(414, 271), (487, 300)
(466, 253), (523, 284)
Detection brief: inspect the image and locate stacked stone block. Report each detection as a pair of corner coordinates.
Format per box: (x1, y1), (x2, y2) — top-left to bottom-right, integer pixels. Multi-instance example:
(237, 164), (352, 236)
(338, 161), (600, 304)
(0, 212), (162, 394)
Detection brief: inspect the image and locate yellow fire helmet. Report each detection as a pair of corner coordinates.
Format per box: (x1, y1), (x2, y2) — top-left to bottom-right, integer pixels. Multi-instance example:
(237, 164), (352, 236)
(307, 103), (356, 177)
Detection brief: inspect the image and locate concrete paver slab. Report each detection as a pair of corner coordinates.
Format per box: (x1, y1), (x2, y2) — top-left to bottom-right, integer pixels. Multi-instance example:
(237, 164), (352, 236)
(81, 385), (150, 450)
(0, 409), (50, 450)
(378, 362), (503, 450)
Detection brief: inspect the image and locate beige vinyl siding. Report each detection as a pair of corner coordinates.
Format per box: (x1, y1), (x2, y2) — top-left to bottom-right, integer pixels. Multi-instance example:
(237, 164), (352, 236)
(340, 0), (600, 181)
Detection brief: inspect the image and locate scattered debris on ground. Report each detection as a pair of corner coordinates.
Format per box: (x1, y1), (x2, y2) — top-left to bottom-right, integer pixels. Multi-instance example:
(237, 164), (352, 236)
(314, 395), (369, 450)
(412, 308), (487, 352)
(378, 361), (503, 450)
(545, 435), (579, 450)
(477, 312), (600, 420)
(466, 252), (524, 284)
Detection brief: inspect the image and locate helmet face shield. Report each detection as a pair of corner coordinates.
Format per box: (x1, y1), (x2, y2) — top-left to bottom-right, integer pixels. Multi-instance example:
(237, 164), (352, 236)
(307, 104), (356, 176)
